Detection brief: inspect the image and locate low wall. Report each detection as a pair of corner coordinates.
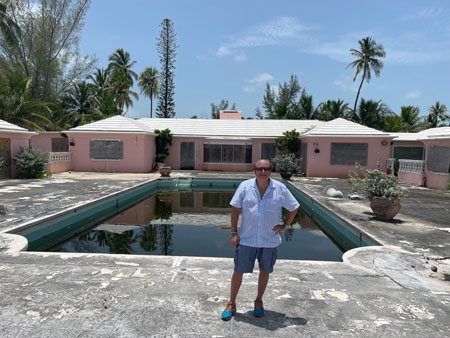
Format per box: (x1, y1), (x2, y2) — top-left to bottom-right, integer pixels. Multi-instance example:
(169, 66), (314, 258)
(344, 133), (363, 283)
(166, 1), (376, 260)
(46, 161), (71, 174)
(398, 171), (424, 186)
(425, 171), (449, 190)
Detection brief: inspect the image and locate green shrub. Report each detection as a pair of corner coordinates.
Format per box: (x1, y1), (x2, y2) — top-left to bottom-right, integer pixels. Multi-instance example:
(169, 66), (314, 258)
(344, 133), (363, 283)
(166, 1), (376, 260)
(272, 153), (300, 173)
(275, 129), (300, 154)
(0, 205), (7, 216)
(13, 146), (48, 179)
(349, 163), (408, 201)
(155, 128), (173, 163)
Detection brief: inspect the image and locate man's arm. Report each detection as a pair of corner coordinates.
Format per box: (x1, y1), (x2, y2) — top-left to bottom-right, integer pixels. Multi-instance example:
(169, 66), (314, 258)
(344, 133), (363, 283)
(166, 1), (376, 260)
(230, 206), (241, 248)
(273, 207), (299, 235)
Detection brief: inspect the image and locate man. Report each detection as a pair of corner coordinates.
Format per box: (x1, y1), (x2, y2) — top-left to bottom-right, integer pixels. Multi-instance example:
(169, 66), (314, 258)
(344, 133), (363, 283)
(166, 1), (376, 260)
(221, 159), (299, 321)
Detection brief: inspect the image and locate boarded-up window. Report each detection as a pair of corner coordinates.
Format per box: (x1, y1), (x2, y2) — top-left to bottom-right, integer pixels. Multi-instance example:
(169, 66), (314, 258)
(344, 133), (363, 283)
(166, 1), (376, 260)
(393, 146), (424, 161)
(51, 138), (69, 152)
(203, 144), (252, 164)
(261, 143), (276, 161)
(427, 146), (450, 173)
(90, 139), (123, 160)
(330, 143), (368, 166)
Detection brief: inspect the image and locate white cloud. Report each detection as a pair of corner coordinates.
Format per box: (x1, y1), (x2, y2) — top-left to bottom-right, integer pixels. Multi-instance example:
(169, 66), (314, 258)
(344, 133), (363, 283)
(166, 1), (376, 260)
(400, 7), (443, 21)
(243, 73), (273, 92)
(334, 74), (359, 93)
(404, 90), (421, 99)
(234, 51), (247, 62)
(213, 16), (316, 61)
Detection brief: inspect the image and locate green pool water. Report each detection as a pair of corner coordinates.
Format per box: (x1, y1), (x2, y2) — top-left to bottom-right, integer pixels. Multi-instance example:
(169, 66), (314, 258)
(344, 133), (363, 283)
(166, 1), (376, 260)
(15, 178), (378, 260)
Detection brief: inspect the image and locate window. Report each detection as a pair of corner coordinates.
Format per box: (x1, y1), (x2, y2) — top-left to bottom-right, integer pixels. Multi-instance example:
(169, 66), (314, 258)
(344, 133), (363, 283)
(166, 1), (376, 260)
(261, 143), (276, 161)
(90, 139), (123, 160)
(203, 144), (252, 164)
(330, 143), (368, 165)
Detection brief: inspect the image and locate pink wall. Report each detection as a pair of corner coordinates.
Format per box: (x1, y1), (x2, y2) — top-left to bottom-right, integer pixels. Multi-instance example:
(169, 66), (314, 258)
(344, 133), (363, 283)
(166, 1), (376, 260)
(46, 161), (71, 174)
(422, 139), (450, 190)
(302, 137), (393, 178)
(398, 171), (424, 186)
(30, 132), (65, 152)
(219, 111), (242, 119)
(0, 131), (34, 178)
(164, 137), (272, 171)
(65, 132), (155, 173)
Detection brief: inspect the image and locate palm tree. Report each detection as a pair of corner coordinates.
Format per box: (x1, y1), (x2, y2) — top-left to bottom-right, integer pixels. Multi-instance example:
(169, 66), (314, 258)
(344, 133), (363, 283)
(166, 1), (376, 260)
(317, 99), (351, 121)
(382, 114), (403, 132)
(353, 98), (389, 130)
(87, 68), (111, 96)
(138, 67), (160, 118)
(61, 81), (103, 128)
(107, 49), (138, 114)
(0, 67), (53, 130)
(0, 0), (20, 47)
(399, 105), (422, 132)
(427, 101), (449, 128)
(299, 90), (318, 119)
(346, 37), (386, 113)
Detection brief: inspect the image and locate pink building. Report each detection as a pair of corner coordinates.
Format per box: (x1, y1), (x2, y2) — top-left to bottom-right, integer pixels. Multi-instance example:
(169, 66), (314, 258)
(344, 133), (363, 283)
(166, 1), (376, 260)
(0, 119), (36, 178)
(391, 128), (450, 190)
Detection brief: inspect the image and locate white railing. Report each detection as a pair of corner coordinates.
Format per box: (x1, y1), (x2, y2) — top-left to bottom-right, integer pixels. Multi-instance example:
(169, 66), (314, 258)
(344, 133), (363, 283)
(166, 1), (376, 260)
(386, 158), (395, 170)
(398, 159), (424, 173)
(47, 152), (71, 164)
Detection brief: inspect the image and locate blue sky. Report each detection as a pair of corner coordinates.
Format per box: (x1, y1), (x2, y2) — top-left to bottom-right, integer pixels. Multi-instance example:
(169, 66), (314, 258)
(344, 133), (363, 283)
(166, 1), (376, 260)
(79, 0), (450, 119)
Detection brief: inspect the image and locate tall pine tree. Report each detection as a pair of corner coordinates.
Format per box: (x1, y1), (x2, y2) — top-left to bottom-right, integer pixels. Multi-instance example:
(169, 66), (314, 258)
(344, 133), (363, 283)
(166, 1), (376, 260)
(156, 18), (177, 118)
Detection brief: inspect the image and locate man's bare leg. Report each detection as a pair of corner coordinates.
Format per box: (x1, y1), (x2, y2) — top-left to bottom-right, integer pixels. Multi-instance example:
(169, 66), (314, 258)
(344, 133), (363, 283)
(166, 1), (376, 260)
(229, 271), (243, 303)
(256, 269), (270, 300)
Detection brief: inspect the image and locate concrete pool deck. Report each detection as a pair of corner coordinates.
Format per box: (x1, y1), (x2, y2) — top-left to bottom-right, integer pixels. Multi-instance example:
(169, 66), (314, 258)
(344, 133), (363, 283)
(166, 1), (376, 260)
(0, 171), (449, 337)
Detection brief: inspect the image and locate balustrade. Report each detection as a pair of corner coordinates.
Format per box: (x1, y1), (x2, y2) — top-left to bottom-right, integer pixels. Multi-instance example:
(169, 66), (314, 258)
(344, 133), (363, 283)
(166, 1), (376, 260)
(47, 152), (71, 164)
(398, 159), (424, 173)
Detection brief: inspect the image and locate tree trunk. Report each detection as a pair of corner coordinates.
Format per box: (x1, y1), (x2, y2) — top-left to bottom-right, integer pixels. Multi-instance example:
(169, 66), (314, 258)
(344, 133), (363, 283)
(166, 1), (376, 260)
(353, 74), (365, 114)
(150, 97), (153, 118)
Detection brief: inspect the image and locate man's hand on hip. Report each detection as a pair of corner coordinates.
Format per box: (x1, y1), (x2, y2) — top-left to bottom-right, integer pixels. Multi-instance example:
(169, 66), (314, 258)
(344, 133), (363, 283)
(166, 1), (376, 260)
(273, 224), (287, 235)
(231, 234), (240, 248)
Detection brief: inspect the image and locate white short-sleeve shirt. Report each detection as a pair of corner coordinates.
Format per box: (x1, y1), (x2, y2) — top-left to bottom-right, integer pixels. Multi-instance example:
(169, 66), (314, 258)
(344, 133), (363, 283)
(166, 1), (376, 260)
(230, 178), (300, 248)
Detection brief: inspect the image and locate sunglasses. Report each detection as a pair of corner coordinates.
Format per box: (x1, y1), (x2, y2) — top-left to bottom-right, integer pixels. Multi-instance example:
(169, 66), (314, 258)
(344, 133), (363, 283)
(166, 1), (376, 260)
(255, 167), (272, 171)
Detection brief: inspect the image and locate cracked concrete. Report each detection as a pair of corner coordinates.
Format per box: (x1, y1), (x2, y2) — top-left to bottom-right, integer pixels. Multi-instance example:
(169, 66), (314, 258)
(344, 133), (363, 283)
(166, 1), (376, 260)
(0, 171), (450, 337)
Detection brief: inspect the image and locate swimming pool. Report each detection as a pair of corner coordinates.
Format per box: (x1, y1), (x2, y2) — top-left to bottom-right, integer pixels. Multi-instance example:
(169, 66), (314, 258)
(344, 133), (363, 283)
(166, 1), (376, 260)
(13, 178), (379, 260)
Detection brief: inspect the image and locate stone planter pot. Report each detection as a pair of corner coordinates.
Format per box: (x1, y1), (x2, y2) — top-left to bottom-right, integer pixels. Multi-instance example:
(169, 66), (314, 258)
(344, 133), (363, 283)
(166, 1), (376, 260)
(159, 166), (171, 177)
(370, 196), (401, 220)
(280, 170), (293, 180)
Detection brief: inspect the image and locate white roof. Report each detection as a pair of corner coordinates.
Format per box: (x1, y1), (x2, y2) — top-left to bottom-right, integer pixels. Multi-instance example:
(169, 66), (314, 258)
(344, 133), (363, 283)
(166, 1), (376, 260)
(417, 127), (450, 140)
(302, 118), (390, 137)
(69, 115), (154, 134)
(69, 115), (324, 138)
(0, 119), (30, 133)
(390, 132), (422, 141)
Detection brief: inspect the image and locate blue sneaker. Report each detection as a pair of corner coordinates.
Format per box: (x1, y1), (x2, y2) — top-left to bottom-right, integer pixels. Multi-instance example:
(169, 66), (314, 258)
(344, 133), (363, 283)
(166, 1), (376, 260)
(221, 301), (236, 321)
(254, 299), (264, 317)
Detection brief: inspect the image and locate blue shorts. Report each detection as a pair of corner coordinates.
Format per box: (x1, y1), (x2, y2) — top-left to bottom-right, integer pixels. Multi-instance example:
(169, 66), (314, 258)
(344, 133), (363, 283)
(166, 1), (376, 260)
(234, 244), (278, 273)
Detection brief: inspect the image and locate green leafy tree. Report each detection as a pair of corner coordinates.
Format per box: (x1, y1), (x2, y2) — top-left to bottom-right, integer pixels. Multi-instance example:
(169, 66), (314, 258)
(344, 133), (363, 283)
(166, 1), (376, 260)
(138, 66), (160, 118)
(87, 68), (111, 97)
(261, 75), (302, 119)
(210, 99), (236, 119)
(0, 0), (95, 101)
(316, 99), (351, 121)
(155, 128), (173, 163)
(156, 18), (178, 118)
(275, 129), (300, 154)
(427, 101), (449, 128)
(13, 146), (48, 178)
(346, 37), (386, 113)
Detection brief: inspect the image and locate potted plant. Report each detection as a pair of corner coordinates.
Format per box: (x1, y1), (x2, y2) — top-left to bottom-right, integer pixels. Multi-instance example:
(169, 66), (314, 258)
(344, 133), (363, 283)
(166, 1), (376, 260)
(154, 128), (173, 174)
(272, 153), (300, 180)
(349, 163), (408, 220)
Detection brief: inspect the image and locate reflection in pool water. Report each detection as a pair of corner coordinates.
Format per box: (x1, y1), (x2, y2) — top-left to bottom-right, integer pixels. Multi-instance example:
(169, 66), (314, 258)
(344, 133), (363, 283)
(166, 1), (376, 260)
(50, 191), (343, 261)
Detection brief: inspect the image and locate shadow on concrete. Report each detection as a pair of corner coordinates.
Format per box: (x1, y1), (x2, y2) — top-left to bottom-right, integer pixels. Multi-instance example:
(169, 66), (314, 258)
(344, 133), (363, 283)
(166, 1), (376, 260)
(362, 212), (406, 224)
(234, 310), (307, 331)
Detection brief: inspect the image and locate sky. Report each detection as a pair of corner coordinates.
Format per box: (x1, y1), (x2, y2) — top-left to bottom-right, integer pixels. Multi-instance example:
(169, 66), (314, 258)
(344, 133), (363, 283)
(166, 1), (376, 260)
(78, 0), (450, 119)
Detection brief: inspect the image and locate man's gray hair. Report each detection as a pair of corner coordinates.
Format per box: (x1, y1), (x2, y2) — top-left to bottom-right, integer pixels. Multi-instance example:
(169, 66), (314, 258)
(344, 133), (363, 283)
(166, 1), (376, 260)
(254, 159), (272, 169)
